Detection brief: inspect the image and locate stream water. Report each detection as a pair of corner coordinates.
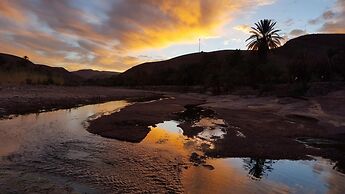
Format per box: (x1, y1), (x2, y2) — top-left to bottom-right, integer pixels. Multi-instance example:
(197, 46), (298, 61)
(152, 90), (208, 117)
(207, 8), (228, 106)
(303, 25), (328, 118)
(0, 101), (344, 193)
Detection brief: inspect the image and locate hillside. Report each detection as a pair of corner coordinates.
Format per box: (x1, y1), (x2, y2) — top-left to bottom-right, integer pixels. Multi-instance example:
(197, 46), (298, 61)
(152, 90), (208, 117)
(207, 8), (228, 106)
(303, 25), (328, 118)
(72, 69), (119, 80)
(116, 34), (345, 90)
(0, 53), (81, 85)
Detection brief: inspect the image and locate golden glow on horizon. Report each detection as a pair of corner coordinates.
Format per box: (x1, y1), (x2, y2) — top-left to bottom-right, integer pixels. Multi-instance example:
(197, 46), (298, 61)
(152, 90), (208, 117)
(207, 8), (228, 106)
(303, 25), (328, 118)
(0, 0), (343, 71)
(118, 0), (233, 51)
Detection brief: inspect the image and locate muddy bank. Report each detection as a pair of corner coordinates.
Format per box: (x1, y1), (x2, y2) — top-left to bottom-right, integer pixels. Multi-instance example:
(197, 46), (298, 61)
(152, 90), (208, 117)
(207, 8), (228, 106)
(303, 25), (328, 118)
(87, 95), (204, 142)
(0, 85), (162, 118)
(202, 91), (345, 172)
(206, 108), (322, 159)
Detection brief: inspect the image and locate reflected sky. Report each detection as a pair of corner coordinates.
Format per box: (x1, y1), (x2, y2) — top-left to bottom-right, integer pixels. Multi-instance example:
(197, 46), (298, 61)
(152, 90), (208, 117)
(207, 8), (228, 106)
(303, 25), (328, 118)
(141, 119), (345, 193)
(183, 157), (345, 194)
(0, 100), (129, 157)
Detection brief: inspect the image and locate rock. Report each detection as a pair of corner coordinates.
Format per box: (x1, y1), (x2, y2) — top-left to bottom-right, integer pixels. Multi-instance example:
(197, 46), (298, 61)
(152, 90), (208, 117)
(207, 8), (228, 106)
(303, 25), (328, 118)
(202, 164), (215, 170)
(189, 152), (206, 166)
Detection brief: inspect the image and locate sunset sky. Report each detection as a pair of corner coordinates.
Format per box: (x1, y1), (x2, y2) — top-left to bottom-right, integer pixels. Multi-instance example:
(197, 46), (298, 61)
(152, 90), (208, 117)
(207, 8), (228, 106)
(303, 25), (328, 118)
(0, 0), (344, 72)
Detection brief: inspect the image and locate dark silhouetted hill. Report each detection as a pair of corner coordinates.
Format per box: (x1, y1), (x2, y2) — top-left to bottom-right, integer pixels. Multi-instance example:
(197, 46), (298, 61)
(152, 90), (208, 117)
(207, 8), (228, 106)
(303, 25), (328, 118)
(72, 69), (119, 80)
(72, 69), (120, 86)
(116, 34), (345, 91)
(0, 53), (81, 85)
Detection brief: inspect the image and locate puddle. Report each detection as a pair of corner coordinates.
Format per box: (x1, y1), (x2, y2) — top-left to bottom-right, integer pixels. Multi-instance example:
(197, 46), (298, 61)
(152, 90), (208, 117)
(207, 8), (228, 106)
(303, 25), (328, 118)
(141, 121), (187, 154)
(142, 120), (214, 158)
(142, 106), (345, 193)
(141, 105), (229, 160)
(182, 157), (345, 194)
(143, 115), (345, 193)
(193, 118), (227, 141)
(155, 120), (183, 134)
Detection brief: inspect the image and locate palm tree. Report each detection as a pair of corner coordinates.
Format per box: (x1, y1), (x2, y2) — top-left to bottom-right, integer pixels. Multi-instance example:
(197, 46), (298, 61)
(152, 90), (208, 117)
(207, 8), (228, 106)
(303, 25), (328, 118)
(246, 19), (283, 60)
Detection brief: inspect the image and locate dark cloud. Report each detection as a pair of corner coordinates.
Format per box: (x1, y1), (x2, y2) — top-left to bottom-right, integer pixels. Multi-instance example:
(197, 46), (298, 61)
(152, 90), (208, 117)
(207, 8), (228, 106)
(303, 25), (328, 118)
(322, 10), (335, 20)
(289, 29), (306, 37)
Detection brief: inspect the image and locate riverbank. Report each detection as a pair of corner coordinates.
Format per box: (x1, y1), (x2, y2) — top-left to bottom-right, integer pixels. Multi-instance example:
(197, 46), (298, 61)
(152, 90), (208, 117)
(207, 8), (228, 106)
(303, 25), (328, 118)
(0, 85), (162, 118)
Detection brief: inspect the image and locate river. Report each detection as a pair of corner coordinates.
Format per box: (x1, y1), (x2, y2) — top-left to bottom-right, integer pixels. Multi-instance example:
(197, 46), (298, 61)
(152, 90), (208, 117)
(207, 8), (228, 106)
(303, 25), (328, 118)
(0, 100), (344, 193)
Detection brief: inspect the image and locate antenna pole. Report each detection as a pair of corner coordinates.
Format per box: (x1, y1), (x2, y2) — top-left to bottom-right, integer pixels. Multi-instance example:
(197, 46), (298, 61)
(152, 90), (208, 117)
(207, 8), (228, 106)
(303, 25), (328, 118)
(199, 38), (201, 52)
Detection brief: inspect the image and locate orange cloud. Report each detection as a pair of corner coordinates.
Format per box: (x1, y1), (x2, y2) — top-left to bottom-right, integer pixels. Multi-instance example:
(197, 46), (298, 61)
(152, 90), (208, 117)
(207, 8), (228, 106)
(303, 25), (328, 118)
(0, 0), (276, 71)
(116, 0), (276, 51)
(311, 0), (345, 33)
(234, 25), (252, 34)
(0, 1), (27, 22)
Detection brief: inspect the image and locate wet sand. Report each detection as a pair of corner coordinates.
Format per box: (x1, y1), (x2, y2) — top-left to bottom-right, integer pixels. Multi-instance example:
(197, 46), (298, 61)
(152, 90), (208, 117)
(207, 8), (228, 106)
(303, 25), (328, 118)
(0, 85), (162, 118)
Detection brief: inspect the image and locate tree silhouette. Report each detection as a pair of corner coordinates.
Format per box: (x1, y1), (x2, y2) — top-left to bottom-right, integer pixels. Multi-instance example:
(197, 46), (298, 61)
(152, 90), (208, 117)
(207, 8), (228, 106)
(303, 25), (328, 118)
(246, 19), (283, 61)
(23, 56), (29, 60)
(243, 158), (275, 180)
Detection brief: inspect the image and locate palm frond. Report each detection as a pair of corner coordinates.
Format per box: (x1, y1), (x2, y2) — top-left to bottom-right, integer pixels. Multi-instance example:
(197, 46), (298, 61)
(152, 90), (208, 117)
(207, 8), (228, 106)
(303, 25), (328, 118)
(246, 19), (282, 51)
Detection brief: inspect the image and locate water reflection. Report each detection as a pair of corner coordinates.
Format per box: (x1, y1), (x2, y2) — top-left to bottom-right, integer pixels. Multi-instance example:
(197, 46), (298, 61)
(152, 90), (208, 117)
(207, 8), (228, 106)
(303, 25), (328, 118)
(142, 121), (213, 158)
(0, 101), (185, 193)
(193, 118), (227, 141)
(142, 121), (188, 155)
(243, 158), (275, 180)
(0, 101), (129, 157)
(183, 157), (345, 194)
(143, 119), (345, 193)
